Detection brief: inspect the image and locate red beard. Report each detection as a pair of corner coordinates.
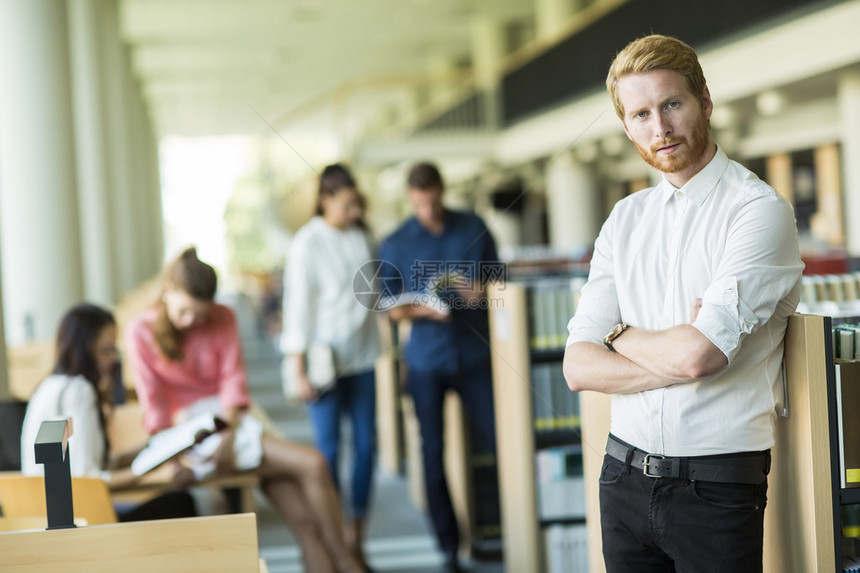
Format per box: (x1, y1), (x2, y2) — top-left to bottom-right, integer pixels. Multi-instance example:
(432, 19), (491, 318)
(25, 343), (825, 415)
(633, 111), (711, 176)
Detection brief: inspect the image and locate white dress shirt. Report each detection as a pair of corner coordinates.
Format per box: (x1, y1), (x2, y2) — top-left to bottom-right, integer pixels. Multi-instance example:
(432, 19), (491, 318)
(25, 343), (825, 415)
(21, 374), (107, 478)
(282, 216), (381, 376)
(567, 147), (803, 456)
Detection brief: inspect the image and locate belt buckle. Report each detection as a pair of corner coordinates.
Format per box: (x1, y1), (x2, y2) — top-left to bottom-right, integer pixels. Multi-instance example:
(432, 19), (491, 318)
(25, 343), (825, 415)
(642, 453), (665, 478)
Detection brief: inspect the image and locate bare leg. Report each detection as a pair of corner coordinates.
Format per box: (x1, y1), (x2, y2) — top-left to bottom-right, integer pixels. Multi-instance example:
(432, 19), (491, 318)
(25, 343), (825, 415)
(262, 476), (335, 573)
(258, 436), (363, 573)
(344, 517), (369, 568)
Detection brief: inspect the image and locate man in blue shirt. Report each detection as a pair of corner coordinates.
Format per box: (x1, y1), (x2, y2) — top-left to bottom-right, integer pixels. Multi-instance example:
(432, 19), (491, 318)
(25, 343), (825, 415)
(379, 162), (499, 572)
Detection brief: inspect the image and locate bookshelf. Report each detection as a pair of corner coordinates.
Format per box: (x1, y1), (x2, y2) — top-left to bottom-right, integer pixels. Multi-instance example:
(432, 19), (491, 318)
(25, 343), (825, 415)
(487, 277), (588, 573)
(783, 275), (860, 570)
(825, 316), (860, 570)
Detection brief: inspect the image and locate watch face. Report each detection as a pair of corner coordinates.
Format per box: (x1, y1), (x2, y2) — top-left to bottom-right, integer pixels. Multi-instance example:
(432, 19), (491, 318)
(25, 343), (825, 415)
(605, 323), (627, 345)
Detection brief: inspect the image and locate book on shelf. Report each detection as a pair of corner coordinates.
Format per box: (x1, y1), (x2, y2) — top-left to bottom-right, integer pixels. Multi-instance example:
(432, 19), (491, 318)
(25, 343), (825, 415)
(131, 413), (228, 475)
(531, 284), (549, 349)
(531, 363), (580, 432)
(544, 523), (588, 573)
(527, 280), (579, 351)
(838, 362), (860, 488)
(844, 554), (860, 573)
(535, 445), (585, 521)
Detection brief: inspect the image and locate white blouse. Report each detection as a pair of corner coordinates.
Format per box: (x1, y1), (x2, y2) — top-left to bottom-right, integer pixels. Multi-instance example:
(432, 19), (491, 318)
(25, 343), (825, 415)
(21, 374), (106, 478)
(282, 217), (381, 376)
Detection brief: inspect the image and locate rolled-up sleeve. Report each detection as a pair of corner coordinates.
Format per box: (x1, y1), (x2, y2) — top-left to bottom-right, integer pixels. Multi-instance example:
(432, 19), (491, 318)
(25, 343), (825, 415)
(692, 192), (803, 363)
(566, 211), (621, 347)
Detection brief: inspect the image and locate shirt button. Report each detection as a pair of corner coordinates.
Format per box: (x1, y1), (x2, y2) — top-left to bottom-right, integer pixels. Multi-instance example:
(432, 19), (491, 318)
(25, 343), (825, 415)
(668, 269), (674, 277)
(652, 409), (659, 416)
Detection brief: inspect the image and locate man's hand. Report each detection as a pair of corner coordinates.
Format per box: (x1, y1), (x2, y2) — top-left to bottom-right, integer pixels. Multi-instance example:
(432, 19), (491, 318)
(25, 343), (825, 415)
(389, 302), (451, 323)
(409, 303), (451, 322)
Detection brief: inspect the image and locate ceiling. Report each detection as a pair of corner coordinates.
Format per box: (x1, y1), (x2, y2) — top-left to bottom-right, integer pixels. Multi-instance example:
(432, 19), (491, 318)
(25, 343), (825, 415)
(120, 0), (538, 138)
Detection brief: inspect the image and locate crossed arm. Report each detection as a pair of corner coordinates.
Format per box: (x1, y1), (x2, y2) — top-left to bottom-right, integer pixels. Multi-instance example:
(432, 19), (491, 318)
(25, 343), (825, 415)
(562, 323), (727, 395)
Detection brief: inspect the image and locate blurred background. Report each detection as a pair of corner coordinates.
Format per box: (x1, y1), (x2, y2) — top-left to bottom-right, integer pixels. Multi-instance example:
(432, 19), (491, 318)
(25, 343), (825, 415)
(1, 1), (859, 571)
(1, 0), (858, 345)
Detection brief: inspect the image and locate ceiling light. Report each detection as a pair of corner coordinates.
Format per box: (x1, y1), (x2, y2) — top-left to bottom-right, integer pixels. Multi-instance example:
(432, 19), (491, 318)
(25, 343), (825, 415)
(601, 134), (626, 156)
(710, 105), (736, 129)
(574, 142), (598, 163)
(756, 90), (786, 116)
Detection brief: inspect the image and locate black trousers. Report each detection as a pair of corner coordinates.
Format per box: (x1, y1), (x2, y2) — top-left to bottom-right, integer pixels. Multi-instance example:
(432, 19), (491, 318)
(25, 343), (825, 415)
(407, 361), (497, 558)
(599, 453), (768, 573)
(117, 490), (197, 522)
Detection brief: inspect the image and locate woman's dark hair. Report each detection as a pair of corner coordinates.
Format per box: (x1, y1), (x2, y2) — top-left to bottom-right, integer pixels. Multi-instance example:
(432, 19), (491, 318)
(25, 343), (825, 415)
(407, 161), (444, 191)
(53, 303), (116, 467)
(152, 247), (218, 361)
(316, 163), (357, 216)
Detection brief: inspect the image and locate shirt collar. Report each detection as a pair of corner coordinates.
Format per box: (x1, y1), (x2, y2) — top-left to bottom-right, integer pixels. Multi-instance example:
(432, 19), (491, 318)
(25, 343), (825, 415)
(660, 145), (729, 207)
(407, 209), (450, 237)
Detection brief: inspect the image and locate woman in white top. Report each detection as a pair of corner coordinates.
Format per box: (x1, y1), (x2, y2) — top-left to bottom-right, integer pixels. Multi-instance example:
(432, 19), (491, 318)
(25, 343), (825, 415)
(283, 164), (381, 567)
(21, 303), (196, 521)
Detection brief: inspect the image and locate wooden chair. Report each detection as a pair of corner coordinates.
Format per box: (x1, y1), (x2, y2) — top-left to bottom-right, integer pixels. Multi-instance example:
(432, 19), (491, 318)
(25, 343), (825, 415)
(0, 473), (118, 525)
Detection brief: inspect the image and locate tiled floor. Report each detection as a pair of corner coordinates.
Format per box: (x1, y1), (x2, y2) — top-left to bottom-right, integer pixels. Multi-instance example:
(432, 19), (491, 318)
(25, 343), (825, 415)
(226, 294), (505, 573)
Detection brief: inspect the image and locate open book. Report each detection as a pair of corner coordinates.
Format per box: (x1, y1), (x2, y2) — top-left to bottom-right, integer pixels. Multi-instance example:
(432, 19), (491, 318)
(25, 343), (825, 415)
(377, 292), (451, 315)
(130, 414), (228, 476)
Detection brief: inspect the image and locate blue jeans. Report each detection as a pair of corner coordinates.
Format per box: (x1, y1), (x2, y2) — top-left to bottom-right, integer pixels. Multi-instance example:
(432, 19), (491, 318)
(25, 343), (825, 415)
(407, 360), (497, 557)
(308, 369), (376, 519)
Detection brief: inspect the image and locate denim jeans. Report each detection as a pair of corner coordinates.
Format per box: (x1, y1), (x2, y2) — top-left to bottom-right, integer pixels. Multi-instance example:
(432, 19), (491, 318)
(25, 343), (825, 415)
(599, 453), (768, 573)
(406, 360), (497, 557)
(308, 369), (376, 518)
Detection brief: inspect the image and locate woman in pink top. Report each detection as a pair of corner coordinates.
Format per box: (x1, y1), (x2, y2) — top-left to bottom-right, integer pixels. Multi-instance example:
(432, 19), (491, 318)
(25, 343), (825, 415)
(125, 247), (364, 573)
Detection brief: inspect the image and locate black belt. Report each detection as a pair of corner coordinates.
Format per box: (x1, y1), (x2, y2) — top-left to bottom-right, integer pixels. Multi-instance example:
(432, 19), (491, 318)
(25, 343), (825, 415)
(605, 435), (770, 485)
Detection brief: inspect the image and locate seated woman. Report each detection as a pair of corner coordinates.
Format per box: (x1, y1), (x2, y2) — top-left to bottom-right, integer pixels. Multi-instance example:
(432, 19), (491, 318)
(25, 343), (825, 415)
(20, 303), (197, 522)
(124, 247), (363, 573)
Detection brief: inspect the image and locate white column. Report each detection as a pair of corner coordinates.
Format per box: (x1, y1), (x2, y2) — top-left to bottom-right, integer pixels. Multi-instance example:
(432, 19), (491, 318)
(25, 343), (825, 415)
(839, 71), (860, 256)
(69, 0), (117, 305)
(101, 0), (138, 295)
(0, 265), (8, 398)
(144, 121), (166, 272)
(535, 0), (581, 42)
(545, 152), (599, 252)
(126, 69), (151, 285)
(0, 0), (84, 344)
(471, 19), (506, 128)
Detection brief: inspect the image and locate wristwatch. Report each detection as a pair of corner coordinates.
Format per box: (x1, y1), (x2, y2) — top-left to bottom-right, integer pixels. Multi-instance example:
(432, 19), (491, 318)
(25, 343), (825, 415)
(603, 323), (629, 352)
